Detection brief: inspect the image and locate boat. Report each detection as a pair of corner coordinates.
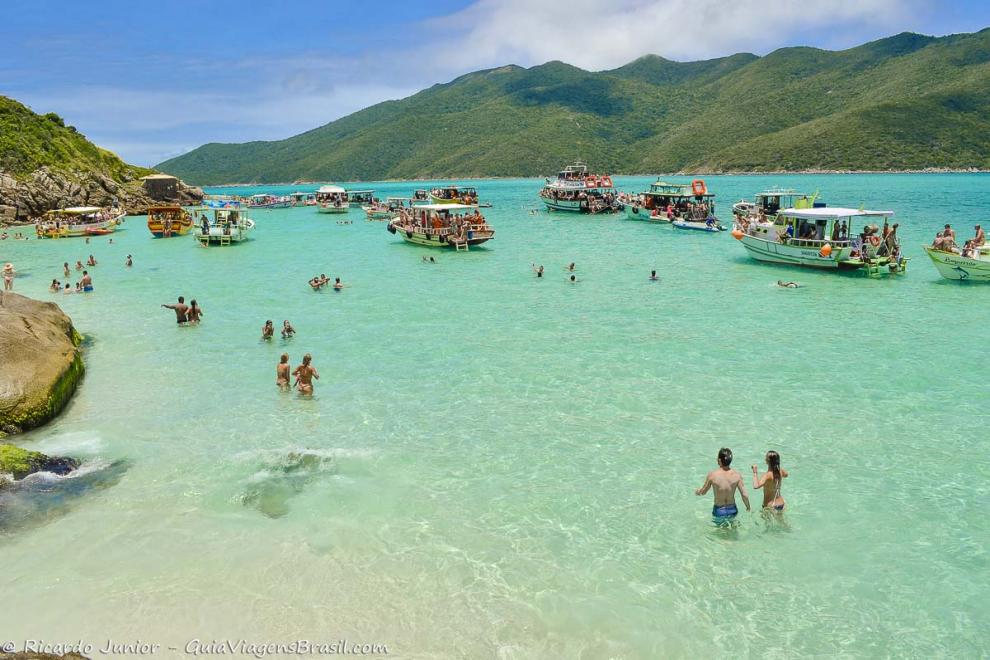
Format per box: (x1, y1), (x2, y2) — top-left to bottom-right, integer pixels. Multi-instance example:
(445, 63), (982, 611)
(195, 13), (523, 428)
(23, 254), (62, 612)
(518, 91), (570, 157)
(430, 186), (479, 206)
(191, 202), (255, 246)
(732, 207), (906, 276)
(247, 194), (291, 209)
(924, 244), (990, 281)
(364, 197), (412, 221)
(316, 185), (348, 213)
(147, 205), (193, 238)
(733, 188), (820, 222)
(346, 189), (375, 208)
(412, 189), (430, 204)
(539, 162), (617, 213)
(624, 179), (716, 226)
(386, 204), (494, 250)
(288, 192), (317, 207)
(36, 206), (124, 239)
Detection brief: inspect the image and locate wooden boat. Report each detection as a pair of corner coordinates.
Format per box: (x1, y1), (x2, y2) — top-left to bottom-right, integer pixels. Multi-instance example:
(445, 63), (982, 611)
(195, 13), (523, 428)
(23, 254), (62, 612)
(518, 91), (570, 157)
(192, 202), (255, 246)
(412, 189), (430, 204)
(733, 207), (906, 276)
(539, 163), (617, 214)
(346, 189), (375, 208)
(624, 179), (716, 226)
(732, 188), (820, 222)
(924, 244), (990, 281)
(364, 197), (412, 221)
(387, 204), (494, 250)
(289, 192), (317, 206)
(316, 185), (348, 213)
(430, 186), (479, 206)
(36, 206), (124, 239)
(147, 205), (193, 238)
(247, 194), (291, 209)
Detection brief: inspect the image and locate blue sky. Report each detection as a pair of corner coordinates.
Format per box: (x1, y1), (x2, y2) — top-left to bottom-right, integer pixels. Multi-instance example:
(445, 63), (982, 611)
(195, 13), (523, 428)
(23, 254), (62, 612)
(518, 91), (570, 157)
(3, 0), (989, 166)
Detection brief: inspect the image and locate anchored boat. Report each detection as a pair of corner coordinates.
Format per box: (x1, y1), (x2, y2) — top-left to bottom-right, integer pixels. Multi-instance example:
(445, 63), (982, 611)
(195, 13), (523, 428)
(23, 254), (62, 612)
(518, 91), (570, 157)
(346, 189), (375, 208)
(288, 192), (317, 206)
(624, 179), (719, 230)
(247, 194), (291, 209)
(733, 207), (906, 276)
(733, 188), (819, 222)
(147, 205), (193, 238)
(539, 162), (617, 213)
(316, 185), (348, 213)
(192, 202), (255, 246)
(430, 186), (479, 206)
(387, 204), (494, 251)
(924, 244), (990, 281)
(364, 197), (412, 221)
(36, 206), (124, 239)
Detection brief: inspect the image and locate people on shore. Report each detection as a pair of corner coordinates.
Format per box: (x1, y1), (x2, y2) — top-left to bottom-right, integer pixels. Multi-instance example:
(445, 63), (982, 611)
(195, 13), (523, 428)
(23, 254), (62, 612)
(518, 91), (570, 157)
(696, 448), (751, 523)
(292, 353), (319, 395)
(281, 320), (295, 339)
(187, 300), (203, 324)
(262, 320), (275, 341)
(753, 451), (788, 512)
(276, 353), (291, 391)
(81, 270), (93, 292)
(162, 296), (189, 324)
(3, 263), (15, 291)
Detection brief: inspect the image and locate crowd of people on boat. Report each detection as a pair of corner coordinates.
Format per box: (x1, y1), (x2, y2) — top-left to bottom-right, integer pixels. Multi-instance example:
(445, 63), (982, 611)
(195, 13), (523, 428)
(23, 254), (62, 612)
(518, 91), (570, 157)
(393, 207), (490, 239)
(431, 188), (478, 204)
(931, 223), (984, 257)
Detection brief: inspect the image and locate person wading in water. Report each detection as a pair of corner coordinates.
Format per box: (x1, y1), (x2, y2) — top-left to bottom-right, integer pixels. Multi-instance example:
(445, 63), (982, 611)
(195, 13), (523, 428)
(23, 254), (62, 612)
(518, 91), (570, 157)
(752, 450), (788, 512)
(696, 447), (751, 523)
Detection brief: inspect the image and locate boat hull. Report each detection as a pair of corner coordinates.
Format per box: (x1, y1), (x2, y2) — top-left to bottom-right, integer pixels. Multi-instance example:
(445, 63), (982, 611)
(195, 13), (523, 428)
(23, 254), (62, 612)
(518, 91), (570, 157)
(673, 219), (724, 232)
(624, 205), (671, 223)
(36, 214), (122, 239)
(318, 205), (348, 214)
(737, 233), (850, 268)
(923, 247), (990, 281)
(391, 226), (494, 249)
(148, 218), (193, 238)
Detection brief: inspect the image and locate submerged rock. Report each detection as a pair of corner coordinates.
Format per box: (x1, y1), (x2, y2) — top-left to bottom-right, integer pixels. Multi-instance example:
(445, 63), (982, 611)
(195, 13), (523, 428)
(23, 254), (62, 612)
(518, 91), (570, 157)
(0, 443), (79, 481)
(240, 451), (338, 519)
(0, 293), (85, 437)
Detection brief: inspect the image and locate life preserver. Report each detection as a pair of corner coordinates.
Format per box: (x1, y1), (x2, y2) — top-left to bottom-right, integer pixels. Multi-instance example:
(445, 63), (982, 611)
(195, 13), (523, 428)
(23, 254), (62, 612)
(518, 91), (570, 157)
(632, 206), (639, 214)
(691, 179), (707, 196)
(602, 176), (613, 187)
(868, 235), (881, 247)
(585, 176), (595, 188)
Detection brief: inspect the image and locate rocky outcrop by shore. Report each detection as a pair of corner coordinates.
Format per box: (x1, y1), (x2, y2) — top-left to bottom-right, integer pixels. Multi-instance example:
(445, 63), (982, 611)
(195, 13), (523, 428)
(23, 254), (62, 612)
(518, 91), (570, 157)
(0, 443), (79, 481)
(0, 292), (85, 437)
(0, 167), (203, 224)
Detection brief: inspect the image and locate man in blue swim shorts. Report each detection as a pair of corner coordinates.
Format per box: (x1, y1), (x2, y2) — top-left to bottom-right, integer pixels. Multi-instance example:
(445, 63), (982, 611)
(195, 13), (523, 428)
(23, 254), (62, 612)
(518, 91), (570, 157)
(696, 448), (750, 522)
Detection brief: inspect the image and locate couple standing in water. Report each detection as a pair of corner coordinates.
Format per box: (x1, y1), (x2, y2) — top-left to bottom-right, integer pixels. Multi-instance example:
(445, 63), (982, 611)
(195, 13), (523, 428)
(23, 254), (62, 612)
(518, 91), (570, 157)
(695, 448), (788, 522)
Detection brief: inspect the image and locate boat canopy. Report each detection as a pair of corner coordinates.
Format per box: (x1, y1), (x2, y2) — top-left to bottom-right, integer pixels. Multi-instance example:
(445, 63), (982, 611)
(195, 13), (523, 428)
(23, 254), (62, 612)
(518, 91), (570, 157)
(757, 188), (807, 198)
(317, 185), (345, 193)
(411, 204), (479, 211)
(347, 189), (374, 194)
(780, 207), (892, 220)
(48, 206), (102, 215)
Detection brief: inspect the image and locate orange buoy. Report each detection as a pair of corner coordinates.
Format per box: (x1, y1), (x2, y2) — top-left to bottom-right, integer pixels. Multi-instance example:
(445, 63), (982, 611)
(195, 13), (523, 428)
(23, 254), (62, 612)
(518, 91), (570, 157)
(691, 179), (707, 196)
(731, 229), (744, 240)
(819, 243), (833, 257)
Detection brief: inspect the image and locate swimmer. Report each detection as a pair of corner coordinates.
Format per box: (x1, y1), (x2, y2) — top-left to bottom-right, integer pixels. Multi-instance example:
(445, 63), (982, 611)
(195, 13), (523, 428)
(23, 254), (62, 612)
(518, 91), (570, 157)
(49, 279), (61, 292)
(777, 280), (800, 288)
(309, 276), (322, 291)
(63, 262), (70, 277)
(333, 277), (346, 291)
(696, 447), (751, 522)
(161, 296), (189, 324)
(567, 262), (576, 272)
(87, 254), (97, 267)
(276, 353), (291, 391)
(63, 283), (74, 294)
(126, 254), (132, 267)
(531, 264), (544, 278)
(75, 260), (83, 271)
(292, 353), (319, 395)
(569, 274), (577, 283)
(752, 450), (788, 512)
(650, 270), (658, 281)
(81, 270), (93, 292)
(187, 299), (203, 324)
(262, 320), (275, 341)
(281, 320), (296, 339)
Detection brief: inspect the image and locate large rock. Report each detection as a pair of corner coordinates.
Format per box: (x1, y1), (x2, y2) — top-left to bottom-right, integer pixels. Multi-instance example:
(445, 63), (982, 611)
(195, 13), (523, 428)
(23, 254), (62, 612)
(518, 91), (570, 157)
(0, 443), (79, 480)
(0, 293), (85, 436)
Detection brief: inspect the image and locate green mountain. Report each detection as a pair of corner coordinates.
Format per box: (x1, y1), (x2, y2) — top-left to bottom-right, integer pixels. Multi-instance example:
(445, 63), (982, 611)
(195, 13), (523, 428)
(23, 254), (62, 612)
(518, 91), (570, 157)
(157, 29), (990, 185)
(0, 96), (151, 180)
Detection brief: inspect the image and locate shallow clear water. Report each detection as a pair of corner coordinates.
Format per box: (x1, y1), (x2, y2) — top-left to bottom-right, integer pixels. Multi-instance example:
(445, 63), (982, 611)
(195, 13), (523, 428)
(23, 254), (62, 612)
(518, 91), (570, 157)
(1, 174), (988, 657)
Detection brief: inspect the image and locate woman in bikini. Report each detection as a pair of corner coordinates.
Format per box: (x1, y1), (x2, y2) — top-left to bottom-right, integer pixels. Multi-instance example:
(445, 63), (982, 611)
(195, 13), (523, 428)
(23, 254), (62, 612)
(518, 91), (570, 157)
(752, 450), (788, 512)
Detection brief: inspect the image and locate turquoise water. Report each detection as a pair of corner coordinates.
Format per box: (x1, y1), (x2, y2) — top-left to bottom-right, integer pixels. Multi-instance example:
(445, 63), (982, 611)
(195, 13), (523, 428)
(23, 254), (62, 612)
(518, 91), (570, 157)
(1, 174), (988, 657)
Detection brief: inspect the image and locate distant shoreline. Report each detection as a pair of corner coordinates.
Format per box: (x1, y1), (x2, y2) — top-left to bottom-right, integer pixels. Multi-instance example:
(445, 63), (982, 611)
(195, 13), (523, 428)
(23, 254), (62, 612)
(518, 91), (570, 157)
(199, 168), (990, 188)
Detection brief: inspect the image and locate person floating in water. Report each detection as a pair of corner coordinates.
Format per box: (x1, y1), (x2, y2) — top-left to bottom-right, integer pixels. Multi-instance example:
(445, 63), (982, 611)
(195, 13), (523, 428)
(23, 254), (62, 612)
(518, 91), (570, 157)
(696, 448), (750, 522)
(262, 320), (275, 341)
(187, 299), (203, 324)
(293, 353), (319, 395)
(531, 264), (544, 278)
(650, 270), (658, 281)
(333, 277), (346, 291)
(276, 353), (291, 391)
(281, 320), (295, 339)
(777, 280), (800, 288)
(569, 274), (577, 283)
(752, 451), (788, 512)
(161, 296), (189, 324)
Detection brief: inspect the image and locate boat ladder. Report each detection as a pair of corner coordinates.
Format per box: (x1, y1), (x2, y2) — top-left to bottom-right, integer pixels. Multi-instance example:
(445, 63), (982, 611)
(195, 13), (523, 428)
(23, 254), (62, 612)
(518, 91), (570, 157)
(863, 259), (882, 278)
(455, 240), (469, 252)
(219, 234), (232, 246)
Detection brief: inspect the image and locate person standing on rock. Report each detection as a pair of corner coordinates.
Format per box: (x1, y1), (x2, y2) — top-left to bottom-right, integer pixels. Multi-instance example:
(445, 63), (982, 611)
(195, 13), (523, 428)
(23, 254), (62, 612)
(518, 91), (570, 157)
(81, 270), (93, 292)
(3, 263), (15, 290)
(162, 296), (189, 324)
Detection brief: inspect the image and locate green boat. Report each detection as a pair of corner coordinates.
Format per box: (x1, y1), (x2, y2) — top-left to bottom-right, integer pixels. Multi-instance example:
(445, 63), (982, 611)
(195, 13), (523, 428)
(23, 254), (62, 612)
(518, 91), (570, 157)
(624, 179), (715, 225)
(539, 162), (617, 213)
(732, 188), (819, 222)
(387, 204), (494, 251)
